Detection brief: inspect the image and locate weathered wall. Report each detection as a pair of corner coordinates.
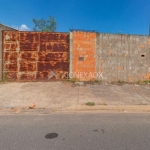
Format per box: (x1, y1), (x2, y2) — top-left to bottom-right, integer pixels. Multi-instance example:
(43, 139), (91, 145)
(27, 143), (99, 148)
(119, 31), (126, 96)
(3, 31), (69, 81)
(2, 30), (150, 82)
(70, 31), (150, 82)
(97, 33), (150, 82)
(70, 31), (97, 80)
(0, 24), (16, 80)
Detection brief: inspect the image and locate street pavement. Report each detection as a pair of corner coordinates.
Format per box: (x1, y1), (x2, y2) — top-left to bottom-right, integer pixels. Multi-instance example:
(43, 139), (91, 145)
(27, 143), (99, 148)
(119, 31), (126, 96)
(0, 113), (150, 150)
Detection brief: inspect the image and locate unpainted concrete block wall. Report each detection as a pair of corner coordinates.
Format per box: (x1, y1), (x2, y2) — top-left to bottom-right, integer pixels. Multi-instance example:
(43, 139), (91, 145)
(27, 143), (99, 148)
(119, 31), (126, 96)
(70, 31), (97, 80)
(97, 33), (150, 82)
(97, 34), (129, 81)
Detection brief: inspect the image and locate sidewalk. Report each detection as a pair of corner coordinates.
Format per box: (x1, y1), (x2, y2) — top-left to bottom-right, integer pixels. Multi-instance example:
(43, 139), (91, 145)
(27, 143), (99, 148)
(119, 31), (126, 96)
(0, 81), (150, 113)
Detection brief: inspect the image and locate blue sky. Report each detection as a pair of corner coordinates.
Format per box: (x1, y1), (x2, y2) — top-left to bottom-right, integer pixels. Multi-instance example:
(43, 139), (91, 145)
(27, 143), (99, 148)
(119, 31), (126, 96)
(0, 0), (150, 35)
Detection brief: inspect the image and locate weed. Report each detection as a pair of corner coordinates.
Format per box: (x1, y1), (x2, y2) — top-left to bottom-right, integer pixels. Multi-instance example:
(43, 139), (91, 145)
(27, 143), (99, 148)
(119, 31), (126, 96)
(143, 80), (150, 84)
(83, 80), (102, 85)
(67, 78), (77, 83)
(136, 80), (150, 85)
(0, 72), (8, 83)
(117, 80), (125, 84)
(85, 102), (95, 106)
(94, 80), (102, 83)
(136, 80), (142, 84)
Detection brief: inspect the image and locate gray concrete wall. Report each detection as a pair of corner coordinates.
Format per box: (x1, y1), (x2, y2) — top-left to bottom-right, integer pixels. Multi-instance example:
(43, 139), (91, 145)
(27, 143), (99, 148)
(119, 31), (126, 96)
(69, 32), (73, 77)
(96, 33), (150, 82)
(0, 24), (16, 80)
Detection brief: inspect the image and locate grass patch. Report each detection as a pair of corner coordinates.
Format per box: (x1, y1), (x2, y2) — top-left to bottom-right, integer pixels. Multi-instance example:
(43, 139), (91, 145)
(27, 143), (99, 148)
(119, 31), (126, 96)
(65, 78), (77, 84)
(0, 73), (8, 83)
(85, 102), (95, 106)
(83, 80), (102, 84)
(143, 80), (150, 84)
(0, 78), (8, 83)
(94, 80), (102, 83)
(136, 80), (150, 85)
(117, 80), (125, 85)
(0, 79), (6, 83)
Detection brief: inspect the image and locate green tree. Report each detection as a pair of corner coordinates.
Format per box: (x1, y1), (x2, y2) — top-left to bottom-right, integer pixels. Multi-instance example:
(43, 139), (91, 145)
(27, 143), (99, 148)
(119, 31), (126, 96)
(32, 16), (57, 32)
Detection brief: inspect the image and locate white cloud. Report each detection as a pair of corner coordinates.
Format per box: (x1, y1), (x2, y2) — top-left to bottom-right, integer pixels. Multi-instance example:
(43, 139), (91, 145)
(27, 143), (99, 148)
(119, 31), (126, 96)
(11, 24), (30, 31)
(19, 24), (30, 31)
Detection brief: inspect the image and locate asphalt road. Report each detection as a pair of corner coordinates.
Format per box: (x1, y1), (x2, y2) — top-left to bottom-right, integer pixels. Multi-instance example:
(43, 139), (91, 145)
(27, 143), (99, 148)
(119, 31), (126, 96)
(0, 113), (150, 150)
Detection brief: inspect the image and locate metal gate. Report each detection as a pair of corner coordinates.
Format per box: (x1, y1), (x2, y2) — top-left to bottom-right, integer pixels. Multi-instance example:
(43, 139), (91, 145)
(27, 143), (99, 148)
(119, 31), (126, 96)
(2, 31), (69, 81)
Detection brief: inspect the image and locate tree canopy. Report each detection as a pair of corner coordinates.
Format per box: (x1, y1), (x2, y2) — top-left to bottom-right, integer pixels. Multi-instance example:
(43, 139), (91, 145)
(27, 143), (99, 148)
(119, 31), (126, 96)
(32, 16), (57, 32)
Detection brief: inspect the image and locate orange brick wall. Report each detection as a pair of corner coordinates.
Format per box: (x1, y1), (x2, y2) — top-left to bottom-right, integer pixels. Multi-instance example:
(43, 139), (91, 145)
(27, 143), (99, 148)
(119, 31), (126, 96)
(144, 73), (150, 80)
(71, 31), (96, 81)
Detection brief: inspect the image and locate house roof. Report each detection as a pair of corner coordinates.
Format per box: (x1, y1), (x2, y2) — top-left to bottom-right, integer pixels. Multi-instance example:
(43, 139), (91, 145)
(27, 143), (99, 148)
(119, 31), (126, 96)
(0, 23), (18, 30)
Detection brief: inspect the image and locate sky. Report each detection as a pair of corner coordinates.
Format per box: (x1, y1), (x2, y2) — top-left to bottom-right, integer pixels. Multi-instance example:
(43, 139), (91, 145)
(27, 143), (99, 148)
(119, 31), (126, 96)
(0, 0), (150, 35)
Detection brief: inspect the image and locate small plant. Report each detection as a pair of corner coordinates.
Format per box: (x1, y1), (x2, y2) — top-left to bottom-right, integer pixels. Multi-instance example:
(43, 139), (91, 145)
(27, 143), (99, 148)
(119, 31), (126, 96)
(117, 80), (125, 84)
(136, 80), (141, 84)
(94, 80), (102, 83)
(0, 72), (8, 83)
(84, 80), (102, 85)
(85, 102), (95, 106)
(143, 80), (150, 84)
(136, 80), (150, 85)
(67, 78), (77, 83)
(0, 79), (7, 83)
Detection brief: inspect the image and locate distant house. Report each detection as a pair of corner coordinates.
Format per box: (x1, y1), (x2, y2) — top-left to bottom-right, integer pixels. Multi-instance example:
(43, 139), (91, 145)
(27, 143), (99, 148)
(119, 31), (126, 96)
(0, 23), (17, 31)
(0, 23), (17, 80)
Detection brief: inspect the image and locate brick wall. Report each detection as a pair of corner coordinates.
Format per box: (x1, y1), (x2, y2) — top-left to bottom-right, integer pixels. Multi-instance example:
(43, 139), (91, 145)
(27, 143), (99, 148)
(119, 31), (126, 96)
(70, 31), (97, 80)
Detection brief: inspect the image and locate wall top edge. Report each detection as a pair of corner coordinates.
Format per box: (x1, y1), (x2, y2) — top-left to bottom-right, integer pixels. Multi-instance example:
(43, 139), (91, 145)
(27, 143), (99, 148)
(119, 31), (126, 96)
(2, 30), (69, 34)
(2, 30), (150, 37)
(70, 29), (150, 37)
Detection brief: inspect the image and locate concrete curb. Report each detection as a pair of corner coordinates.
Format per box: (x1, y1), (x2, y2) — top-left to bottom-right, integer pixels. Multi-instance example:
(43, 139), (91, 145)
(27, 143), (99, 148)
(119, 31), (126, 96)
(1, 105), (150, 114)
(59, 105), (150, 113)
